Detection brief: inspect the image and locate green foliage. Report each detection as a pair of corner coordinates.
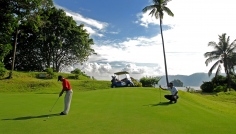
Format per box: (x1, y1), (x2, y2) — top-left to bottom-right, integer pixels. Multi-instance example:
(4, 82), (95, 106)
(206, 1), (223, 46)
(201, 81), (214, 92)
(0, 44), (12, 62)
(2, 1), (95, 73)
(170, 79), (183, 87)
(45, 68), (54, 78)
(131, 77), (142, 87)
(71, 68), (82, 79)
(0, 62), (7, 78)
(140, 76), (161, 87)
(211, 75), (227, 86)
(214, 85), (227, 92)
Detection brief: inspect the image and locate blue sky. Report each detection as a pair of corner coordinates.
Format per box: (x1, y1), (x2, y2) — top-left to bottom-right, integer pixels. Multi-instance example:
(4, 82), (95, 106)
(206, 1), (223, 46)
(53, 0), (236, 80)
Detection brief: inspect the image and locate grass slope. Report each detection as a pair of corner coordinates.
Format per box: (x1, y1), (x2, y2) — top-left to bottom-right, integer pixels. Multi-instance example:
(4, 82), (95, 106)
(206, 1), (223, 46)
(1, 88), (236, 134)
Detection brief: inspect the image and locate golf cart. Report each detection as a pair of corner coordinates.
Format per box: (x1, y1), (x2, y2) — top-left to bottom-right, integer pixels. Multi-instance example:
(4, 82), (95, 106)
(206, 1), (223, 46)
(111, 71), (135, 88)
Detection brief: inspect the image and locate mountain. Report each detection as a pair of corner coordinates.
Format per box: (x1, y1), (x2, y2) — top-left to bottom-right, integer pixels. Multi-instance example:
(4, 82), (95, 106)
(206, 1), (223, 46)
(158, 73), (221, 87)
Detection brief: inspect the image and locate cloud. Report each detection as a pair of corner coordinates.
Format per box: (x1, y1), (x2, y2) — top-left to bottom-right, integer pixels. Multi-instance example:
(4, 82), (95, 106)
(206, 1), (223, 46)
(55, 4), (108, 37)
(57, 0), (236, 81)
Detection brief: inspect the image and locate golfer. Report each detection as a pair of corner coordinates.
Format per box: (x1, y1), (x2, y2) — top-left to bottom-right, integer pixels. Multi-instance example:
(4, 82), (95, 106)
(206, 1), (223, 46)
(159, 82), (179, 103)
(58, 75), (73, 115)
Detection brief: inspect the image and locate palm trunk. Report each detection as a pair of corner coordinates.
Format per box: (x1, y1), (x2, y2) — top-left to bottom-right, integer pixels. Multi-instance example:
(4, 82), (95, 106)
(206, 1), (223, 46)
(224, 63), (230, 92)
(159, 18), (169, 86)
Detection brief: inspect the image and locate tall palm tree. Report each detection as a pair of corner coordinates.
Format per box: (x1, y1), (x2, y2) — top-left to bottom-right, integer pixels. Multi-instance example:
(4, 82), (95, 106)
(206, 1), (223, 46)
(204, 33), (236, 92)
(142, 0), (174, 86)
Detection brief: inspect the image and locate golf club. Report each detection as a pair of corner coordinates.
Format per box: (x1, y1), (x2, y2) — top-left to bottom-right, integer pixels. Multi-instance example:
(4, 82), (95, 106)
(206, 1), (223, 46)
(49, 97), (60, 112)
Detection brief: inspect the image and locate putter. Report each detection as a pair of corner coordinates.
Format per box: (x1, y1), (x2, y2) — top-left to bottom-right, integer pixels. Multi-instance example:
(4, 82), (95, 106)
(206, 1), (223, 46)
(49, 97), (60, 112)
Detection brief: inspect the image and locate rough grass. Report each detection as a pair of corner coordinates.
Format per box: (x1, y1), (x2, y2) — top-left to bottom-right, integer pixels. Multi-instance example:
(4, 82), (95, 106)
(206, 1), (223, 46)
(0, 71), (111, 93)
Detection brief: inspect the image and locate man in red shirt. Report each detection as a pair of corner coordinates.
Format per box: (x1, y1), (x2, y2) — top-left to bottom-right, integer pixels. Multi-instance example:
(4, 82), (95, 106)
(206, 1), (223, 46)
(58, 75), (73, 115)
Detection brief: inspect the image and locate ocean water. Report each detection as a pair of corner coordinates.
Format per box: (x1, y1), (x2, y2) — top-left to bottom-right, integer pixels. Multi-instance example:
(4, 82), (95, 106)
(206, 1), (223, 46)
(154, 84), (201, 92)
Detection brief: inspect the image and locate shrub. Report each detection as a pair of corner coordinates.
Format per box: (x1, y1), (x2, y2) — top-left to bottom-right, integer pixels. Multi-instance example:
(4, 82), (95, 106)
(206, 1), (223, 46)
(131, 77), (142, 87)
(45, 68), (54, 79)
(200, 81), (214, 92)
(214, 85), (226, 92)
(140, 76), (161, 87)
(0, 62), (7, 78)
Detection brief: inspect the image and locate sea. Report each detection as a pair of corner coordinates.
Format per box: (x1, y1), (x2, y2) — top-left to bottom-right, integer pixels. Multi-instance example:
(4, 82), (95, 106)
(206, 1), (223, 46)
(154, 84), (201, 92)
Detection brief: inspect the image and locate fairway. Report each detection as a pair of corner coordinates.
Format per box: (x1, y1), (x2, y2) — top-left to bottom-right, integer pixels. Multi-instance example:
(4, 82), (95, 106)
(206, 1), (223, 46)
(1, 88), (236, 134)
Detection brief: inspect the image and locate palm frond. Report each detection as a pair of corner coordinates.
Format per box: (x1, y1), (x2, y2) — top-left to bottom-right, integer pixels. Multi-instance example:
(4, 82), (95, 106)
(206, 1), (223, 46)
(208, 41), (217, 47)
(163, 7), (174, 17)
(204, 51), (221, 58)
(142, 5), (155, 13)
(155, 12), (160, 19)
(215, 64), (222, 77)
(226, 40), (236, 53)
(149, 8), (157, 17)
(208, 60), (221, 76)
(205, 55), (220, 66)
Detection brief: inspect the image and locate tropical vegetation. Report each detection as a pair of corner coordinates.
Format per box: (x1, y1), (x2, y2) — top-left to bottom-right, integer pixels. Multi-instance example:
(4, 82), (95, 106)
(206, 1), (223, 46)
(204, 33), (236, 92)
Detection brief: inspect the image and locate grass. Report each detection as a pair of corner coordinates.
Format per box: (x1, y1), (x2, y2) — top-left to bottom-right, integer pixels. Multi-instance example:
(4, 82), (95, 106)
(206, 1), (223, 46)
(1, 71), (236, 133)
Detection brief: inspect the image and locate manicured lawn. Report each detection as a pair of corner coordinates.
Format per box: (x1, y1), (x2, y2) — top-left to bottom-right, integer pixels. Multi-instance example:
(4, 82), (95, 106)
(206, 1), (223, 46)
(1, 88), (236, 134)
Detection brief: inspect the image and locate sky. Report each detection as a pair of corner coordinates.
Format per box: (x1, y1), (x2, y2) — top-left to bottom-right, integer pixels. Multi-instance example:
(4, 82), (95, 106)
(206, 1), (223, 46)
(53, 0), (236, 80)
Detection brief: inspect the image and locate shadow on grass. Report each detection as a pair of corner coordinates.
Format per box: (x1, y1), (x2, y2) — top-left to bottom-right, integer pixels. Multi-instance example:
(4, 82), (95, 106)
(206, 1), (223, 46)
(2, 113), (60, 120)
(144, 102), (175, 107)
(35, 93), (58, 94)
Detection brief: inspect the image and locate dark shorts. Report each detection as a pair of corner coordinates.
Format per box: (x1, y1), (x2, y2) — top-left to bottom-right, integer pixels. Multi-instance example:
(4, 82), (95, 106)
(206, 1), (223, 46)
(164, 95), (179, 101)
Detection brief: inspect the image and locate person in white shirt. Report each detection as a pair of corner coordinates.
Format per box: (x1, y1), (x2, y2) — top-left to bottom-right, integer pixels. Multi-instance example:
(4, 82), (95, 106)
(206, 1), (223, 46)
(159, 82), (179, 103)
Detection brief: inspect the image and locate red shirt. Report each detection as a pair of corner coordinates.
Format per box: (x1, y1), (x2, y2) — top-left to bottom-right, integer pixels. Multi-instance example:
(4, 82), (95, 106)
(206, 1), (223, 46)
(62, 78), (72, 90)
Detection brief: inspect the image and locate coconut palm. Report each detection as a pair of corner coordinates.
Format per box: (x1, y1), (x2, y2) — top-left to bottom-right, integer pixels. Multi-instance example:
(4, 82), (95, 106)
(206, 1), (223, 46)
(142, 0), (174, 86)
(204, 33), (236, 91)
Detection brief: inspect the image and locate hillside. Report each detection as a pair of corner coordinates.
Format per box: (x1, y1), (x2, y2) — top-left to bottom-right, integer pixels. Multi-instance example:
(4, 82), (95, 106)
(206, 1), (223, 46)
(158, 73), (221, 86)
(0, 71), (111, 92)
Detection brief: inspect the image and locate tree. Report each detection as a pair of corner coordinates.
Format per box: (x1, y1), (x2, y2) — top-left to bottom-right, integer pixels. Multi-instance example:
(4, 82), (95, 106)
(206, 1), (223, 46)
(170, 79), (183, 87)
(38, 7), (95, 72)
(71, 68), (82, 79)
(0, 0), (50, 78)
(142, 0), (174, 86)
(6, 5), (95, 72)
(204, 33), (236, 92)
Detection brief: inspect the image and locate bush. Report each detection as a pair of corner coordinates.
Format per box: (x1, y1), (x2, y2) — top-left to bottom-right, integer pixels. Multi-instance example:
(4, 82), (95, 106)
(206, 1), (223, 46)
(45, 68), (54, 79)
(214, 85), (227, 92)
(131, 77), (142, 87)
(200, 81), (214, 92)
(140, 76), (161, 87)
(0, 62), (7, 78)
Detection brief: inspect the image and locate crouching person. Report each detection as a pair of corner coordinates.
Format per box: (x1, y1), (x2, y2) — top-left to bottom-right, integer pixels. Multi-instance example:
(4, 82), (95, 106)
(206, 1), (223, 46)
(159, 82), (179, 103)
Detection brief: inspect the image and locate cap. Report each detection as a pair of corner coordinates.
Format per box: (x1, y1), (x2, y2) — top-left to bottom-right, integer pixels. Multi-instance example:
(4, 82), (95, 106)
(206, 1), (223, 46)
(58, 75), (63, 81)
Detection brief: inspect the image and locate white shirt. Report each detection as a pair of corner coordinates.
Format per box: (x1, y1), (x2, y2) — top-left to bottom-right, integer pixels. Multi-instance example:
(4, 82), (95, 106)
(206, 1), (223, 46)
(167, 86), (178, 95)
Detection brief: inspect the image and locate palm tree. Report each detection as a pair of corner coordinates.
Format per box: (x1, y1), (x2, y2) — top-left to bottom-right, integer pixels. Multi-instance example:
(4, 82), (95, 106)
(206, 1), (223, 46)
(142, 0), (174, 86)
(204, 33), (236, 92)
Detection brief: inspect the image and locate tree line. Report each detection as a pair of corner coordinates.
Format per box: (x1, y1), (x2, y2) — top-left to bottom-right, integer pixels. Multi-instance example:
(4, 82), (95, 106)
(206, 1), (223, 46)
(0, 0), (95, 78)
